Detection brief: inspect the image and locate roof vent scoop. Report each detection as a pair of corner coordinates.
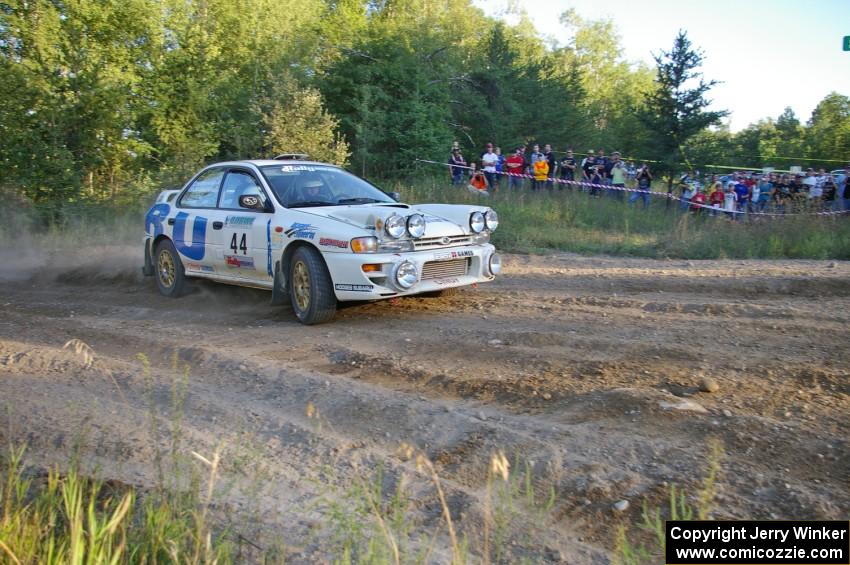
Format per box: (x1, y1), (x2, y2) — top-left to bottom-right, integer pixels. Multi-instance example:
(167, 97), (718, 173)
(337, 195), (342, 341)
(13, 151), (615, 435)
(274, 153), (310, 160)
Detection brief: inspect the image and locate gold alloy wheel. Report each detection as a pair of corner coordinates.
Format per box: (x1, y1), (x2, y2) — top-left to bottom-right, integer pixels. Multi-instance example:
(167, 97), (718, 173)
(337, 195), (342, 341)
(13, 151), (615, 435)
(292, 260), (311, 312)
(158, 249), (176, 288)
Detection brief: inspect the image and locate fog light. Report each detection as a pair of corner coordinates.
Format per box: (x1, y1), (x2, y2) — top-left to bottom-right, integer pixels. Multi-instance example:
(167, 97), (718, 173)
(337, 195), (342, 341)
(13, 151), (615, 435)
(393, 261), (418, 289)
(488, 253), (502, 276)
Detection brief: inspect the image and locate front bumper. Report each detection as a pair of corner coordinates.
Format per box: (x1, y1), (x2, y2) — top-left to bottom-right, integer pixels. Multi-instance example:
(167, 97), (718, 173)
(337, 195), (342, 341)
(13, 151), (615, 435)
(325, 243), (498, 301)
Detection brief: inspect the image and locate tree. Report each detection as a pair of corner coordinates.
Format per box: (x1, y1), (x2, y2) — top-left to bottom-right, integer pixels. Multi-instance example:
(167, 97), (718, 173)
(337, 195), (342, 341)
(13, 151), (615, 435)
(262, 80), (350, 165)
(806, 93), (850, 168)
(638, 31), (727, 193)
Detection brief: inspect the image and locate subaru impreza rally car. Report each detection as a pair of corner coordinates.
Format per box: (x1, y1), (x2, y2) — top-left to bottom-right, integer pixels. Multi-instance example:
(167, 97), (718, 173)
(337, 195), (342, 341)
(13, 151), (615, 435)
(143, 157), (501, 324)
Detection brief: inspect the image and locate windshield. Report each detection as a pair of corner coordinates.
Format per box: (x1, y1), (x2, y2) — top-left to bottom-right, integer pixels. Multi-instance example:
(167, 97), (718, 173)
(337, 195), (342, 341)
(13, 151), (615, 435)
(260, 164), (396, 208)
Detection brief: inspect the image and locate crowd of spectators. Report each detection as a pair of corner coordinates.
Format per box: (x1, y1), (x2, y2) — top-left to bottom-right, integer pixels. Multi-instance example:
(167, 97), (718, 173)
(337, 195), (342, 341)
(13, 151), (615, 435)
(448, 142), (850, 215)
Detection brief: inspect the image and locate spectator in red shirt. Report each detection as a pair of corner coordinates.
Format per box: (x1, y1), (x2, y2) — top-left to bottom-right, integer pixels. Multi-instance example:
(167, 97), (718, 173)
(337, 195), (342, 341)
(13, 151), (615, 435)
(690, 187), (707, 214)
(709, 182), (725, 215)
(505, 147), (525, 190)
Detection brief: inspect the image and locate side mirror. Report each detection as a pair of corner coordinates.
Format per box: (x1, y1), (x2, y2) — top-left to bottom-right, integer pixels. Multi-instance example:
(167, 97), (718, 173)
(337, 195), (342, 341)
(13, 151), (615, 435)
(239, 194), (265, 210)
(387, 191), (401, 202)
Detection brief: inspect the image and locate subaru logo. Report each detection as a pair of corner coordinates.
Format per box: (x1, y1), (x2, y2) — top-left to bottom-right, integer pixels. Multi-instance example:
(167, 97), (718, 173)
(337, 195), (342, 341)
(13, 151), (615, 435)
(440, 236), (451, 245)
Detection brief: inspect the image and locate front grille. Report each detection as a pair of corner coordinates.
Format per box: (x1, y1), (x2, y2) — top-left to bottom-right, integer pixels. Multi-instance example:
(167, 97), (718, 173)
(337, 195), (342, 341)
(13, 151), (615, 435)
(421, 258), (469, 280)
(414, 235), (472, 250)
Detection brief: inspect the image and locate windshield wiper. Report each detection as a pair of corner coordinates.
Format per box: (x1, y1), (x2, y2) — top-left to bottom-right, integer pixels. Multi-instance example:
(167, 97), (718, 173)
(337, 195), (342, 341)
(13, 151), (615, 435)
(287, 201), (338, 208)
(337, 197), (384, 204)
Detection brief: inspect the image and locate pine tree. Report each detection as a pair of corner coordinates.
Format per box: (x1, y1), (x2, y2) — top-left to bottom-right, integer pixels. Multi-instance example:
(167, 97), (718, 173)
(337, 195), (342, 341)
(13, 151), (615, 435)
(638, 31), (727, 193)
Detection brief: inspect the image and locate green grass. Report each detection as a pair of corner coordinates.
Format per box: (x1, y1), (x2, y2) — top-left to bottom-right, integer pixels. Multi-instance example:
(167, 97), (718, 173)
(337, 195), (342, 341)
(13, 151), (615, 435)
(391, 176), (850, 259)
(5, 174), (849, 260)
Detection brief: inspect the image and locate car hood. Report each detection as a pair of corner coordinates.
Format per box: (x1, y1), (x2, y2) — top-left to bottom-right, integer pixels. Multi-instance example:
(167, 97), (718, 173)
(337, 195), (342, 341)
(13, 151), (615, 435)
(298, 203), (488, 237)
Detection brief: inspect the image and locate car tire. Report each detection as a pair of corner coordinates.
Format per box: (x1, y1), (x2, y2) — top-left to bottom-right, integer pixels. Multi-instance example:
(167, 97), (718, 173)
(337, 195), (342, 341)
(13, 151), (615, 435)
(289, 246), (337, 325)
(154, 239), (187, 297)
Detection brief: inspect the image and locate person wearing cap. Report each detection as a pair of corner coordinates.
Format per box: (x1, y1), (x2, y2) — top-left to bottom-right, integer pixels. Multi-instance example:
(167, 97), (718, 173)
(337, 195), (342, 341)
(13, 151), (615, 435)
(733, 177), (749, 216)
(753, 174), (772, 213)
(610, 153), (626, 199)
(559, 149), (577, 189)
(690, 185), (707, 214)
(629, 163), (652, 208)
(481, 143), (498, 191)
(609, 152), (625, 200)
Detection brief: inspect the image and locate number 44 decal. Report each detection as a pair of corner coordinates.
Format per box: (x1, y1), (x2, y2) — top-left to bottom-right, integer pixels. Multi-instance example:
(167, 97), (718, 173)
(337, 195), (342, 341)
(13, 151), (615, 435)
(230, 233), (248, 254)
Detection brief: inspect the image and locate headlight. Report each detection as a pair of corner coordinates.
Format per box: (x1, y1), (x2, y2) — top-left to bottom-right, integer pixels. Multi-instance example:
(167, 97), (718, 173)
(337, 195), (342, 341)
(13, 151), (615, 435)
(488, 253), (502, 276)
(393, 260), (418, 289)
(469, 211), (485, 233)
(406, 214), (426, 238)
(385, 214), (406, 238)
(484, 210), (499, 231)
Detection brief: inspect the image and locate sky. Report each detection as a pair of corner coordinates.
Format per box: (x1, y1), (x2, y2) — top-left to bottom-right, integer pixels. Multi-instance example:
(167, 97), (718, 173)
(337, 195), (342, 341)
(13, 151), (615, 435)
(475, 0), (850, 132)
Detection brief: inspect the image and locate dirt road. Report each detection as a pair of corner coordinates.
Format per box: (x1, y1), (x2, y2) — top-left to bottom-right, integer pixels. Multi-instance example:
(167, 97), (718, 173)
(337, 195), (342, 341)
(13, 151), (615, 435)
(1, 248), (848, 562)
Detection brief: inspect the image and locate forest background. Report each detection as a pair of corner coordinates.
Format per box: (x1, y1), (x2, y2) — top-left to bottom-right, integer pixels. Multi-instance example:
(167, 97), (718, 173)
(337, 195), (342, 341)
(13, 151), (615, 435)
(1, 0), (848, 212)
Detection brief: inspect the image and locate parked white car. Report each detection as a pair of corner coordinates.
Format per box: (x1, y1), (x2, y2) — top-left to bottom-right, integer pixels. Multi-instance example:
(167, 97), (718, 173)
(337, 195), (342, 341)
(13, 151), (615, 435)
(143, 157), (501, 324)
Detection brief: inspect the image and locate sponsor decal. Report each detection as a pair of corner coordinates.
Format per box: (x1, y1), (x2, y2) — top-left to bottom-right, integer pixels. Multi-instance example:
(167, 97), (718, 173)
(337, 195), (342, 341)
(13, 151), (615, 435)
(335, 283), (374, 292)
(319, 237), (349, 249)
(225, 255), (255, 269)
(266, 219), (273, 277)
(434, 249), (473, 261)
(225, 215), (255, 227)
(145, 203), (171, 237)
(173, 212), (207, 260)
(285, 222), (317, 239)
(186, 262), (215, 273)
(434, 278), (460, 285)
(279, 165), (335, 173)
(423, 215), (446, 224)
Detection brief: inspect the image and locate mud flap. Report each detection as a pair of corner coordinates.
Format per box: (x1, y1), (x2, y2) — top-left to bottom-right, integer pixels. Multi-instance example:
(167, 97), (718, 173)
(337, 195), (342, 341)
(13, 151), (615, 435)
(270, 260), (287, 305)
(142, 240), (154, 276)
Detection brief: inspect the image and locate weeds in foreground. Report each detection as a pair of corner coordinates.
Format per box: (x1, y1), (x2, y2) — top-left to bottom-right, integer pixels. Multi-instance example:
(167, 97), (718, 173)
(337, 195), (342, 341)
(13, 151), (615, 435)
(614, 438), (725, 565)
(306, 404), (559, 565)
(4, 343), (728, 563)
(0, 443), (231, 564)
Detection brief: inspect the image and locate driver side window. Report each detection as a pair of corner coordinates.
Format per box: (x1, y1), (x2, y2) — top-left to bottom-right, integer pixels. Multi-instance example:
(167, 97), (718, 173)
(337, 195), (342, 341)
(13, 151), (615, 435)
(219, 170), (268, 210)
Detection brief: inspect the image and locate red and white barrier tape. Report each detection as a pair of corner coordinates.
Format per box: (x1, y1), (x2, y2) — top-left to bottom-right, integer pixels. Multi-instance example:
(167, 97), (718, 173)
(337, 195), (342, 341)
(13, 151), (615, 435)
(420, 159), (850, 217)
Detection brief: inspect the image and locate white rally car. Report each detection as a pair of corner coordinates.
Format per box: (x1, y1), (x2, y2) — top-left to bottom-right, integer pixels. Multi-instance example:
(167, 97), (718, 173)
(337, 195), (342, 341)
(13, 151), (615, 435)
(143, 157), (501, 324)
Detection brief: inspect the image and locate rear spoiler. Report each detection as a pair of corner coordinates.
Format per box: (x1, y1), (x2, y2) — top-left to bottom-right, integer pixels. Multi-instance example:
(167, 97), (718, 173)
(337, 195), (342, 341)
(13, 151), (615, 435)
(155, 189), (181, 204)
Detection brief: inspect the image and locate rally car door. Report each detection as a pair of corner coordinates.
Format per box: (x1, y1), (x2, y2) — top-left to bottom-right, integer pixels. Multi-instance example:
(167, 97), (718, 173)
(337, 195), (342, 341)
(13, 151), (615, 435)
(213, 168), (275, 282)
(171, 167), (226, 277)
